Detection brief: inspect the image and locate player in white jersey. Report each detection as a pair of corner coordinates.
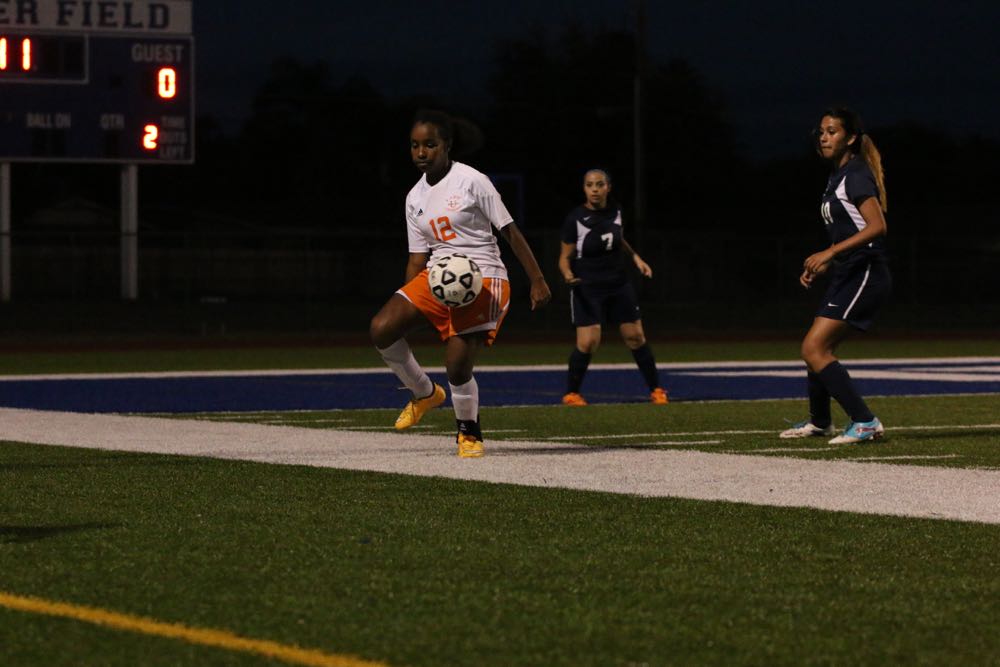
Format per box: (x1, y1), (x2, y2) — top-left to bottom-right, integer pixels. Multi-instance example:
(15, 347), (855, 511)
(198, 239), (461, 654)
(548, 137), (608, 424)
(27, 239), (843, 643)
(369, 109), (551, 458)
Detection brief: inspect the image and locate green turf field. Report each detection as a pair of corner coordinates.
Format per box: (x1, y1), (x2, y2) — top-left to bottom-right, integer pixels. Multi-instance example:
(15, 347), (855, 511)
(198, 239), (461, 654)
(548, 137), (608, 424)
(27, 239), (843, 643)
(191, 393), (1000, 469)
(1, 339), (998, 666)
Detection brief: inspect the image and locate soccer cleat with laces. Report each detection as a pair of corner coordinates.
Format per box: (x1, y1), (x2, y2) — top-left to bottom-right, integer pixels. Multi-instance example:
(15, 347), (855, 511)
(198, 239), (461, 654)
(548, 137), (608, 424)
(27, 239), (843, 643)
(829, 418), (884, 444)
(457, 433), (484, 458)
(562, 392), (587, 406)
(394, 383), (446, 431)
(650, 387), (669, 405)
(779, 421), (837, 439)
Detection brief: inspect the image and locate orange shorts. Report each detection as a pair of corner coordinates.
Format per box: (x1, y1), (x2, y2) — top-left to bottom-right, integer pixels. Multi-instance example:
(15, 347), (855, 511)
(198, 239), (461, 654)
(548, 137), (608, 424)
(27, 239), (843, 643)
(398, 270), (511, 346)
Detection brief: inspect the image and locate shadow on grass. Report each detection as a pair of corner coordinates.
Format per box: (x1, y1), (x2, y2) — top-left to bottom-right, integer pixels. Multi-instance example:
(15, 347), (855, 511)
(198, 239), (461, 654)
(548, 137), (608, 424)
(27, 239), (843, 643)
(0, 453), (226, 471)
(0, 522), (120, 544)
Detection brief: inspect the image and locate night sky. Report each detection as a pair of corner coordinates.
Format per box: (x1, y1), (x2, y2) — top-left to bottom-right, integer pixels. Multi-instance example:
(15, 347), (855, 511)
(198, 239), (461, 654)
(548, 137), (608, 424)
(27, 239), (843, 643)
(195, 0), (1000, 159)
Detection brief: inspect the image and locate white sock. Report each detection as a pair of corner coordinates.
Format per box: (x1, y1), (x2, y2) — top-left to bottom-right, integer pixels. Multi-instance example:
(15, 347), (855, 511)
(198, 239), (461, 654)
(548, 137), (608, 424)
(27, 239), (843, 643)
(377, 339), (433, 397)
(449, 376), (479, 421)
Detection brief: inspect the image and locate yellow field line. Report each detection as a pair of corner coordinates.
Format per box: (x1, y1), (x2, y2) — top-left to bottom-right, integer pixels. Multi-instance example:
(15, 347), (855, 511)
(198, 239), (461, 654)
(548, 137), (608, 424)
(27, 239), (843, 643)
(0, 591), (389, 667)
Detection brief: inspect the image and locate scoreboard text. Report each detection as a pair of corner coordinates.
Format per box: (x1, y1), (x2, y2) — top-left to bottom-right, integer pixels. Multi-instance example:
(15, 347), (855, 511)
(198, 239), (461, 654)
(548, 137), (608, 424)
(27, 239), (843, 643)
(0, 1), (194, 163)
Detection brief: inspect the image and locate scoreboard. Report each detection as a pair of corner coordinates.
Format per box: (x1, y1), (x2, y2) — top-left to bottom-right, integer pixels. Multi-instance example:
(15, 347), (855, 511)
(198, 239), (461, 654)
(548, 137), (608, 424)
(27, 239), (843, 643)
(0, 0), (194, 163)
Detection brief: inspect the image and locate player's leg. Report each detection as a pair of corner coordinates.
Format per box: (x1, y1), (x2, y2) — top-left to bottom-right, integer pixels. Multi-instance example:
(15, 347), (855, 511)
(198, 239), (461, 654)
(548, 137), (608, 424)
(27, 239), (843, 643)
(780, 316), (845, 438)
(801, 317), (882, 443)
(371, 280), (448, 430)
(619, 319), (667, 404)
(446, 333), (488, 458)
(565, 325), (600, 406)
(447, 277), (511, 457)
(564, 286), (601, 406)
(609, 282), (667, 404)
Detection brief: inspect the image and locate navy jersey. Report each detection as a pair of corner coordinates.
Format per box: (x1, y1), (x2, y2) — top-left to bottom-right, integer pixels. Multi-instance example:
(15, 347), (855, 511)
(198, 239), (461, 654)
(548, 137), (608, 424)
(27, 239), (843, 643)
(560, 204), (627, 285)
(820, 156), (886, 267)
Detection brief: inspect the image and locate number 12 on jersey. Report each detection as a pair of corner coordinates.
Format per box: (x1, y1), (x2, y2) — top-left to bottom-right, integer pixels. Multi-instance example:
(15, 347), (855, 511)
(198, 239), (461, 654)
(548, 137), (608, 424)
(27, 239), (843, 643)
(428, 216), (456, 242)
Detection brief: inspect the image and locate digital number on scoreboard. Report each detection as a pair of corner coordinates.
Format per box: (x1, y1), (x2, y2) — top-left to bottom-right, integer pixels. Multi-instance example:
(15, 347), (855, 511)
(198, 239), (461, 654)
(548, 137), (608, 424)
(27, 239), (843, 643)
(0, 0), (194, 163)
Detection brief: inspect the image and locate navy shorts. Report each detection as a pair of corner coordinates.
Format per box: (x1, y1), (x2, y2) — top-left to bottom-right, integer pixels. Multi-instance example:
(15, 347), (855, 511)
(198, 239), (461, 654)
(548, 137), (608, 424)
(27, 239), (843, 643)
(570, 281), (641, 327)
(816, 261), (891, 331)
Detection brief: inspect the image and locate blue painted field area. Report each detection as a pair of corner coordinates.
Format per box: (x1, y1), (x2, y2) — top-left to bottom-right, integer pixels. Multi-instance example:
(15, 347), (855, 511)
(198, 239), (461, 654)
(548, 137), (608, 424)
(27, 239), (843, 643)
(1, 358), (998, 413)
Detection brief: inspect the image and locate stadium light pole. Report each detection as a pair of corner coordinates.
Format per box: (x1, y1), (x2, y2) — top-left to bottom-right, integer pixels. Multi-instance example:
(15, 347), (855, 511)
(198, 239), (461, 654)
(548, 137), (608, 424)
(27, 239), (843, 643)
(121, 164), (138, 301)
(1, 162), (9, 302)
(633, 0), (647, 251)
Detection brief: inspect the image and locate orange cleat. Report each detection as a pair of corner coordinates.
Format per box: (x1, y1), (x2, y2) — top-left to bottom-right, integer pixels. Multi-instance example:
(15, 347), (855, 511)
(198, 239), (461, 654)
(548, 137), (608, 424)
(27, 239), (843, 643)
(394, 383), (446, 430)
(561, 392), (587, 406)
(457, 433), (485, 458)
(649, 387), (669, 405)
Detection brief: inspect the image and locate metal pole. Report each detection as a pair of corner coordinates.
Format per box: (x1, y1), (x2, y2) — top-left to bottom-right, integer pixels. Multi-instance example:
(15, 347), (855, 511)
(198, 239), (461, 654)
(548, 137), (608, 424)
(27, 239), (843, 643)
(1, 162), (11, 302)
(633, 0), (646, 251)
(120, 163), (138, 300)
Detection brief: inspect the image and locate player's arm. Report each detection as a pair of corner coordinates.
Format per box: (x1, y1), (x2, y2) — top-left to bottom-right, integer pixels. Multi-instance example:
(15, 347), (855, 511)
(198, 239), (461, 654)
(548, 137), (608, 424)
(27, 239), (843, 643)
(620, 239), (653, 278)
(558, 242), (581, 285)
(500, 224), (552, 310)
(404, 252), (428, 284)
(804, 197), (887, 275)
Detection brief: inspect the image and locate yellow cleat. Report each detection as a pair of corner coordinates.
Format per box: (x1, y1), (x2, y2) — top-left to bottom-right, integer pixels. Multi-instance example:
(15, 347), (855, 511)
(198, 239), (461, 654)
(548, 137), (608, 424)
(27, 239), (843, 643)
(561, 392), (587, 406)
(457, 433), (485, 458)
(394, 383), (446, 431)
(650, 387), (669, 405)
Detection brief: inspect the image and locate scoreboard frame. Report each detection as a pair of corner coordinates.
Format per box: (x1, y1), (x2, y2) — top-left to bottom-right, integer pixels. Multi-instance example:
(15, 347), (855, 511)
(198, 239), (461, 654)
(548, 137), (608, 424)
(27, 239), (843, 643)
(0, 0), (195, 164)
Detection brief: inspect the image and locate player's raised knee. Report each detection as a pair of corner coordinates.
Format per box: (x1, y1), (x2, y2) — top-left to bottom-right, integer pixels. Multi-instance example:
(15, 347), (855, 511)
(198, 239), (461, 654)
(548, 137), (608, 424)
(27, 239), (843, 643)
(369, 312), (396, 348)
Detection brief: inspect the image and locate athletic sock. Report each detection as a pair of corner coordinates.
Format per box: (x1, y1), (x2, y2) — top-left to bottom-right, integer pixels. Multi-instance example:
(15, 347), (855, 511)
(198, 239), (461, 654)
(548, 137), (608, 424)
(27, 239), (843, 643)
(567, 348), (592, 394)
(456, 418), (483, 441)
(807, 370), (832, 428)
(449, 377), (479, 421)
(817, 361), (875, 423)
(631, 343), (660, 391)
(377, 339), (433, 398)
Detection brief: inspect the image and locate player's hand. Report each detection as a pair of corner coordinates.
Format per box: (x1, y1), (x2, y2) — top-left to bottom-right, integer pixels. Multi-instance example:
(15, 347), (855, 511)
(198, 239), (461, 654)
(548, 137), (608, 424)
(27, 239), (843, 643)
(803, 249), (834, 275)
(563, 273), (582, 286)
(799, 268), (816, 289)
(633, 256), (653, 278)
(530, 277), (552, 310)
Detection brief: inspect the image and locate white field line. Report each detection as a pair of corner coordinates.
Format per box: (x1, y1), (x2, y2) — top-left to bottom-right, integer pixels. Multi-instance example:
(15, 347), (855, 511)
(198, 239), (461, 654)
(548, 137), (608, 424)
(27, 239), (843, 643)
(2, 356), (998, 381)
(851, 455), (961, 461)
(542, 423), (1000, 441)
(889, 424), (1000, 432)
(680, 369), (1000, 382)
(2, 408), (1000, 526)
(917, 365), (1000, 373)
(299, 392), (1000, 411)
(738, 447), (841, 453)
(252, 419), (366, 425)
(546, 430), (772, 440)
(633, 440), (725, 446)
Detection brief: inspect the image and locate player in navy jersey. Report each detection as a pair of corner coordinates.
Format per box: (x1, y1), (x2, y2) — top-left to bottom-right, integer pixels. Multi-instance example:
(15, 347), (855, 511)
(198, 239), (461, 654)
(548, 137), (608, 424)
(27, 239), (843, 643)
(557, 168), (668, 406)
(780, 108), (890, 444)
(369, 109), (551, 458)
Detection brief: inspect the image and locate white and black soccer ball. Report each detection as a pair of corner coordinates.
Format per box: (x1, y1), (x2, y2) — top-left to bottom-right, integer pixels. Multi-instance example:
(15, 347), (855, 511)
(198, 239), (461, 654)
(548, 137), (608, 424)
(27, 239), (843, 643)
(427, 254), (483, 308)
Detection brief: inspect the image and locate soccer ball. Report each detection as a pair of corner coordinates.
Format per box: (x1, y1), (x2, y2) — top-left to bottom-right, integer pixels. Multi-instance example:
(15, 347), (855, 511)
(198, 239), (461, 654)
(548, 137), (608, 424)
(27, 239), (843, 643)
(427, 254), (483, 308)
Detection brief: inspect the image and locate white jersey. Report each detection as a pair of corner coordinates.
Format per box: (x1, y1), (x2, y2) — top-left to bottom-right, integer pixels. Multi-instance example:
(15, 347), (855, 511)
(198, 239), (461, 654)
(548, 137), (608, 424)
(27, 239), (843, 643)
(405, 161), (512, 279)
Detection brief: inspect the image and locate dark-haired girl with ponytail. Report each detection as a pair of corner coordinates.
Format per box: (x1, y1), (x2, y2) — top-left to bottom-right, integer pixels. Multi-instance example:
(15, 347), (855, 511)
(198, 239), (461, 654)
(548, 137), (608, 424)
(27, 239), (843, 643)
(780, 108), (890, 444)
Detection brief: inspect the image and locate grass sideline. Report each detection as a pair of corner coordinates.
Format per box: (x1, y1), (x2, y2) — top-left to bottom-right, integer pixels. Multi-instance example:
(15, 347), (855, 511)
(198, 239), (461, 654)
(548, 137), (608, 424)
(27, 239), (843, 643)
(2, 439), (1000, 666)
(1, 340), (999, 665)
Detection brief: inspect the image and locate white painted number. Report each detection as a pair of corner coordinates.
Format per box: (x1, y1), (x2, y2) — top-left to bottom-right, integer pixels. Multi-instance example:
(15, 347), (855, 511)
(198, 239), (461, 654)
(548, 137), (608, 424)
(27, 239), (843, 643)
(821, 202), (833, 225)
